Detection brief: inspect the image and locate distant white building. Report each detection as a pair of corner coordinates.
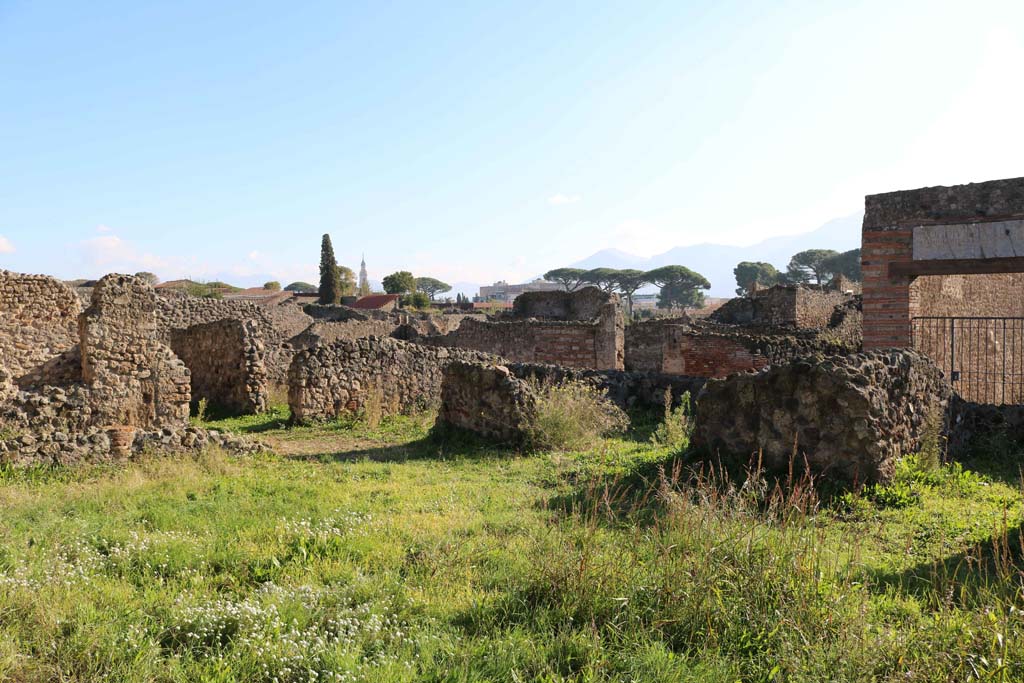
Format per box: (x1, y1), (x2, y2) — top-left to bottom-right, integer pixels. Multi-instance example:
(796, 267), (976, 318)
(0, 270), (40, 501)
(477, 279), (564, 302)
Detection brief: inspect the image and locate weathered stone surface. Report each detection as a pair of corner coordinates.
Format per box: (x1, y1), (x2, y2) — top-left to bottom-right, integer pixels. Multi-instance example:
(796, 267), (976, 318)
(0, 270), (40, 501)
(711, 284), (852, 330)
(417, 287), (624, 370)
(438, 361), (537, 443)
(505, 362), (705, 411)
(287, 336), (496, 424)
(81, 274), (191, 430)
(0, 271), (81, 383)
(170, 318), (268, 415)
(155, 293), (312, 387)
(693, 349), (951, 484)
(625, 312), (862, 378)
(512, 286), (611, 320)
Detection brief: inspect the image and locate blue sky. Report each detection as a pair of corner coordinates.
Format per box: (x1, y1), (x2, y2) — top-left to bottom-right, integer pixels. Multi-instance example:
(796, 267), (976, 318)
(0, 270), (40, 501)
(1, 0), (1022, 290)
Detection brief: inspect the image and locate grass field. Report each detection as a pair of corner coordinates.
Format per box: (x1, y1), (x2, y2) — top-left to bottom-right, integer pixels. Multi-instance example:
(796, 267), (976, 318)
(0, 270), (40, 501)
(0, 405), (1023, 682)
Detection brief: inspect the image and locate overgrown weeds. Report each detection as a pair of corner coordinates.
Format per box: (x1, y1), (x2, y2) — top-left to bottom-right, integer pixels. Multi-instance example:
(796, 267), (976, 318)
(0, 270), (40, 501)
(525, 379), (629, 452)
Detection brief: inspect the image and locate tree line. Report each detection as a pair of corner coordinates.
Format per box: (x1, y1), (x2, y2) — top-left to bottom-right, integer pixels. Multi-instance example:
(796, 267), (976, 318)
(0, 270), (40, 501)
(733, 248), (860, 295)
(544, 247), (862, 313)
(543, 265), (710, 314)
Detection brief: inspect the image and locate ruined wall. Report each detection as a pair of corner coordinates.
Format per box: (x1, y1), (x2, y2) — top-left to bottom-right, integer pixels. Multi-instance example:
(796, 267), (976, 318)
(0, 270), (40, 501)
(911, 274), (1024, 317)
(711, 285), (849, 329)
(862, 177), (1024, 349)
(438, 362), (538, 443)
(288, 337), (495, 423)
(170, 319), (268, 415)
(419, 318), (614, 369)
(80, 275), (191, 429)
(289, 319), (402, 351)
(0, 271), (82, 383)
(156, 294), (312, 386)
(505, 362), (706, 410)
(511, 286), (612, 320)
(694, 350), (951, 484)
(626, 319), (859, 378)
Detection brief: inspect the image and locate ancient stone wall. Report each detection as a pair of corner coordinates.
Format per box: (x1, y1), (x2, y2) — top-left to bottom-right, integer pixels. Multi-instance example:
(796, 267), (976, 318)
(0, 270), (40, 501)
(625, 318), (859, 378)
(418, 318), (613, 369)
(711, 285), (849, 329)
(505, 362), (706, 410)
(911, 274), (1024, 317)
(694, 350), (951, 484)
(289, 319), (403, 351)
(156, 294), (312, 386)
(80, 275), (191, 430)
(288, 337), (495, 423)
(438, 362), (538, 443)
(0, 271), (82, 383)
(511, 286), (611, 320)
(0, 275), (275, 465)
(170, 319), (268, 415)
(862, 177), (1024, 350)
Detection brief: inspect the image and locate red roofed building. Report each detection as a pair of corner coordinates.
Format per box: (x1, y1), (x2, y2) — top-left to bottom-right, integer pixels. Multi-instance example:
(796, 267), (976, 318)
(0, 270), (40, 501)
(351, 294), (400, 311)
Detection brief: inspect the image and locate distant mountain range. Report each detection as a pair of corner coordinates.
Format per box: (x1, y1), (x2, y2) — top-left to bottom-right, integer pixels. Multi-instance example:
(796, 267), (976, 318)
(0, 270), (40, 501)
(568, 213), (863, 297)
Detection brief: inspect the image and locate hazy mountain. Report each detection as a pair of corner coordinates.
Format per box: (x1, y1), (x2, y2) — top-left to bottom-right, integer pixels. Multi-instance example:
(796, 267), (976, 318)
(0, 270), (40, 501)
(569, 213), (863, 297)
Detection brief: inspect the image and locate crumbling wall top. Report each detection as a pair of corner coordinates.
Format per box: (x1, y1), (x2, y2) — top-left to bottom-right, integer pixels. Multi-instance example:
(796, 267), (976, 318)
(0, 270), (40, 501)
(864, 177), (1024, 229)
(512, 286), (616, 321)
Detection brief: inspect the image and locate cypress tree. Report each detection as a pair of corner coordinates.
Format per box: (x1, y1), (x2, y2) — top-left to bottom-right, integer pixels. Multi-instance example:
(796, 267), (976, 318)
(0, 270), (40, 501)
(318, 234), (342, 304)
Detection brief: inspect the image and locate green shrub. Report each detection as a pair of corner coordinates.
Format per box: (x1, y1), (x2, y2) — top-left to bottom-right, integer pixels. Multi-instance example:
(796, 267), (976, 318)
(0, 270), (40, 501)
(526, 380), (629, 452)
(402, 291), (430, 309)
(651, 389), (692, 449)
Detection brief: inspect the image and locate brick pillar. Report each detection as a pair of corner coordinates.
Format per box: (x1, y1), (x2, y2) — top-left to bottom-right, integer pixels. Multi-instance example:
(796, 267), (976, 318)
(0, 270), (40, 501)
(861, 226), (914, 350)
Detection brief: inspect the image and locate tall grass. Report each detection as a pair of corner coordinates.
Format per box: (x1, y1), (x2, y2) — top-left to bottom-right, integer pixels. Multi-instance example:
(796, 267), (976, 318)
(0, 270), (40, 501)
(525, 380), (629, 452)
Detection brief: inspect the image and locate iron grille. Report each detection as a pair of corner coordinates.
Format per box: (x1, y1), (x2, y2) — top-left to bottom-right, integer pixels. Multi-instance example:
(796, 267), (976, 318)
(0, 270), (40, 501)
(911, 316), (1024, 405)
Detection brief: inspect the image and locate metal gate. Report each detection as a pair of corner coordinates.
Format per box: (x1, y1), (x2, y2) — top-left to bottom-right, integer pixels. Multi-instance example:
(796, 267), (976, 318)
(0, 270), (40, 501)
(911, 317), (1024, 405)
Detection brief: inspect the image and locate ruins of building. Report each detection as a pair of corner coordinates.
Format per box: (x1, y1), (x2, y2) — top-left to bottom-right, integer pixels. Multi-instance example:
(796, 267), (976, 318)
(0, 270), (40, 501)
(625, 287), (862, 377)
(169, 319), (269, 415)
(0, 274), (232, 464)
(862, 177), (1024, 404)
(287, 337), (496, 423)
(693, 349), (950, 484)
(710, 283), (851, 329)
(419, 287), (625, 370)
(0, 271), (82, 385)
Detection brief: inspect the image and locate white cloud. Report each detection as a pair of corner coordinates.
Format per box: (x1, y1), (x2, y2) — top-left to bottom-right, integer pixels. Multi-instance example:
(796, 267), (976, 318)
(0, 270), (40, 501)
(548, 193), (582, 206)
(0, 236), (14, 254)
(96, 224), (112, 233)
(78, 233), (172, 273)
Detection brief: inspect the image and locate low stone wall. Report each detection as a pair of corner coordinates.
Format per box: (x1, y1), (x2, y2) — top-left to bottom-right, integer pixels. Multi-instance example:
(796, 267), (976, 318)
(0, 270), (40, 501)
(438, 362), (537, 443)
(289, 319), (402, 351)
(420, 316), (624, 370)
(170, 319), (268, 415)
(505, 362), (705, 411)
(287, 337), (495, 423)
(693, 349), (951, 484)
(0, 271), (82, 383)
(156, 294), (312, 387)
(627, 320), (859, 378)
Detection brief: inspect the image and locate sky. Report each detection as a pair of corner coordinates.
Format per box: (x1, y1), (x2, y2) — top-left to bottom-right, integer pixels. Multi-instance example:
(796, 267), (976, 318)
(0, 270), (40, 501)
(1, 0), (1023, 290)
